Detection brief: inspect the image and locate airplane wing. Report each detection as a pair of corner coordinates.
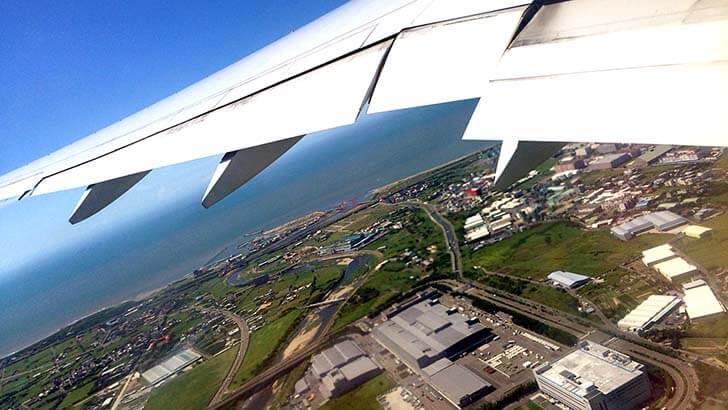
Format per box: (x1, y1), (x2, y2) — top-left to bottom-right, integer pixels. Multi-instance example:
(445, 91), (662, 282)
(1, 0), (726, 223)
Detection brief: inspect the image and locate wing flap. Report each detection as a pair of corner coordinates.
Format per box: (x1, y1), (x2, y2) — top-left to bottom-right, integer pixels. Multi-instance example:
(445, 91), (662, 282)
(367, 7), (526, 114)
(202, 136), (303, 208)
(31, 41), (391, 197)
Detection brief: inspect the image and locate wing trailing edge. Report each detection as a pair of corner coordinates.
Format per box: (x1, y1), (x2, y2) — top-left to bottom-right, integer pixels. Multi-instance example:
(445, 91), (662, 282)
(69, 171), (150, 224)
(202, 136), (303, 209)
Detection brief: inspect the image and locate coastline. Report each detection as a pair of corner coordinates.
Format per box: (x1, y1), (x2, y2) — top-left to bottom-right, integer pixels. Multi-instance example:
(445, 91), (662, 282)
(1, 146), (490, 362)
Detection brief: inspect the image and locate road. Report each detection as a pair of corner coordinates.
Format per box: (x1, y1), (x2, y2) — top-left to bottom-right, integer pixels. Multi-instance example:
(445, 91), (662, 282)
(208, 310), (250, 407)
(416, 201), (698, 410)
(402, 201), (462, 274)
(207, 328), (360, 410)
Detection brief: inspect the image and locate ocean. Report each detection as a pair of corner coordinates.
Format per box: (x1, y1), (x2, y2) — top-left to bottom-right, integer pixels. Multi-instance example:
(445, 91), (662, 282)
(0, 99), (494, 358)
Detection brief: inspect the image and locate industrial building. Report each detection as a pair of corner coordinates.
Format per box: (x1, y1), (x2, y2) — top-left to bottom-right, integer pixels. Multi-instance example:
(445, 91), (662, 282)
(617, 295), (681, 332)
(425, 358), (492, 407)
(610, 211), (687, 240)
(631, 145), (673, 167)
(373, 297), (492, 369)
(683, 280), (726, 320)
(548, 271), (591, 289)
(653, 257), (698, 283)
(141, 348), (202, 385)
(641, 244), (675, 266)
(534, 341), (651, 410)
(310, 340), (380, 399)
(372, 296), (493, 406)
(589, 153), (630, 170)
(682, 225), (713, 239)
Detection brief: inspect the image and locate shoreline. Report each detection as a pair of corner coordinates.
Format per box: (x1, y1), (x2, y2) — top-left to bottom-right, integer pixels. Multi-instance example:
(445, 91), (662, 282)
(1, 147), (491, 362)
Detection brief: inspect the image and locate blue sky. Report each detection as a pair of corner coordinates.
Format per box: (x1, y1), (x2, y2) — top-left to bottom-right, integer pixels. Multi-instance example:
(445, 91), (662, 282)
(0, 0), (346, 174)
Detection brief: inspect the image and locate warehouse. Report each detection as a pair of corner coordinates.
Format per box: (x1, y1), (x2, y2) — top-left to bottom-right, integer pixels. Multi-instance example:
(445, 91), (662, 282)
(631, 145), (673, 167)
(372, 297), (491, 370)
(534, 341), (651, 410)
(310, 340), (381, 399)
(548, 271), (591, 289)
(589, 153), (631, 170)
(683, 280), (726, 320)
(611, 211), (687, 240)
(141, 348), (202, 386)
(464, 214), (485, 231)
(426, 359), (492, 407)
(682, 225), (713, 239)
(653, 257), (698, 283)
(641, 244), (675, 266)
(617, 295), (681, 332)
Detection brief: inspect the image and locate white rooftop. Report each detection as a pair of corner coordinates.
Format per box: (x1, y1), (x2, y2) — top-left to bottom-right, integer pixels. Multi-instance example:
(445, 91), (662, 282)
(537, 341), (644, 397)
(654, 257), (697, 281)
(641, 244), (675, 266)
(618, 295), (680, 331)
(682, 225), (712, 239)
(683, 280), (726, 320)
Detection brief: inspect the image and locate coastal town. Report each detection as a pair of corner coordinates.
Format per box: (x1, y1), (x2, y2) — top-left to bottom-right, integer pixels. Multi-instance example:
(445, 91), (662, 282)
(2, 142), (728, 410)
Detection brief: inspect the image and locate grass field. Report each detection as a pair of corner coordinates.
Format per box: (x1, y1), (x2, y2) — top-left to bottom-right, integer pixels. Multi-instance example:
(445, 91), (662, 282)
(230, 309), (302, 388)
(684, 315), (728, 338)
(331, 209), (449, 330)
(145, 347), (236, 410)
(58, 381), (94, 409)
(320, 373), (395, 410)
(466, 272), (582, 316)
(675, 213), (728, 271)
(694, 362), (728, 409)
(463, 222), (670, 280)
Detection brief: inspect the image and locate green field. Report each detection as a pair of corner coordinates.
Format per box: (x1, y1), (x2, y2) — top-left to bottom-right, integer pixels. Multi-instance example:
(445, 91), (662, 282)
(230, 309), (302, 388)
(332, 209), (450, 330)
(463, 222), (670, 280)
(145, 347), (236, 410)
(675, 213), (728, 271)
(320, 373), (395, 410)
(466, 273), (582, 316)
(58, 381), (94, 409)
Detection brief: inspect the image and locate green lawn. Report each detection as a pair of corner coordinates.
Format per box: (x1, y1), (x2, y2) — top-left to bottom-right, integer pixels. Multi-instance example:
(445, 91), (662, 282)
(230, 309), (302, 388)
(58, 381), (94, 409)
(320, 373), (395, 410)
(674, 213), (728, 271)
(145, 347), (236, 410)
(463, 222), (670, 280)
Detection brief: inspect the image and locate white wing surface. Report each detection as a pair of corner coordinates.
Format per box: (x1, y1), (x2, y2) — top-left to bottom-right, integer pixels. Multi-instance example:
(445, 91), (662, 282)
(1, 0), (727, 224)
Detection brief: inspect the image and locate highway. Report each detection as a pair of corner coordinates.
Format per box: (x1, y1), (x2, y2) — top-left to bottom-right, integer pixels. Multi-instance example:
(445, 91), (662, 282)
(207, 328), (360, 410)
(209, 310), (250, 407)
(419, 202), (699, 410)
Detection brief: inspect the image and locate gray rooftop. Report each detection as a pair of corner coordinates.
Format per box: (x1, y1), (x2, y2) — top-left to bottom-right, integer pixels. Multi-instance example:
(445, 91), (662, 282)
(429, 362), (491, 404)
(548, 271), (591, 287)
(376, 299), (487, 361)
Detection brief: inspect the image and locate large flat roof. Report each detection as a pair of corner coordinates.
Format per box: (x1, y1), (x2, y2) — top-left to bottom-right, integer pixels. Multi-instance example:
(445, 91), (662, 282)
(548, 271), (591, 288)
(537, 341), (644, 397)
(428, 361), (490, 405)
(641, 244), (675, 265)
(654, 257), (697, 280)
(142, 348), (201, 385)
(683, 280), (726, 320)
(618, 295), (680, 331)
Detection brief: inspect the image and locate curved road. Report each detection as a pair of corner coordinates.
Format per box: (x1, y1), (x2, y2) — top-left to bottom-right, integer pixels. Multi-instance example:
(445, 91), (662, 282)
(415, 200), (698, 410)
(208, 310), (250, 407)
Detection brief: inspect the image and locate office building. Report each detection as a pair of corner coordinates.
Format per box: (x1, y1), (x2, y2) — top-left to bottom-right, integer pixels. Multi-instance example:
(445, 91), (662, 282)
(534, 341), (651, 410)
